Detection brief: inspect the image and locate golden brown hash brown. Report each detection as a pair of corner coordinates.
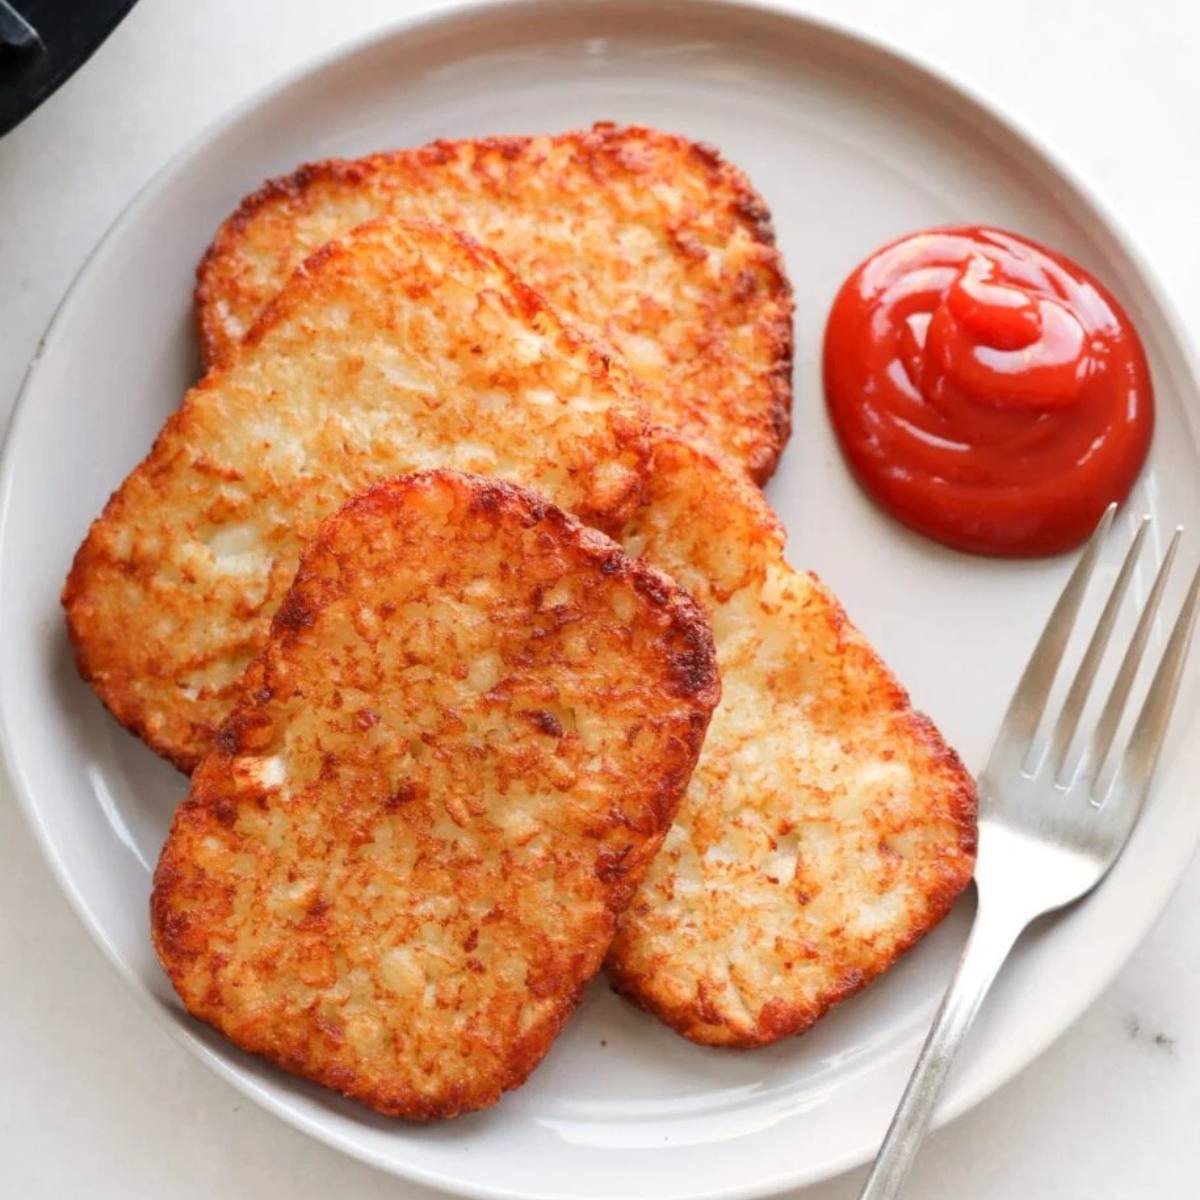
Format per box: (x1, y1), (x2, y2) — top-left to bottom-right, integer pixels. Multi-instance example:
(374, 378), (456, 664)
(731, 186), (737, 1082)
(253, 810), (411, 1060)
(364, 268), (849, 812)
(63, 218), (649, 772)
(195, 123), (793, 482)
(151, 470), (719, 1119)
(605, 432), (977, 1046)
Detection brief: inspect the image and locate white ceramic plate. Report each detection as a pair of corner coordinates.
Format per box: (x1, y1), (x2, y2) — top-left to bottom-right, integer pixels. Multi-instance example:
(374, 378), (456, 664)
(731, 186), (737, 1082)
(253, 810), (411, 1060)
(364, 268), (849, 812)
(3, 2), (1199, 1197)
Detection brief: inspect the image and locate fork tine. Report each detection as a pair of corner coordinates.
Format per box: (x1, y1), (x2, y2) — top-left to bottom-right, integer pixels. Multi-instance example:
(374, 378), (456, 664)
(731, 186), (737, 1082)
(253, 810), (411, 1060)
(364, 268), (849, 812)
(982, 502), (1116, 783)
(1100, 559), (1200, 822)
(1047, 516), (1150, 781)
(1074, 529), (1182, 796)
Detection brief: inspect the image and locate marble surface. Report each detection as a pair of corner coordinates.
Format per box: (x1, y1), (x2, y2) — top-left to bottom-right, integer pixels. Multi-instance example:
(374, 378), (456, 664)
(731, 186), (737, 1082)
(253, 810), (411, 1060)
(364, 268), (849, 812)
(1, 1), (1198, 1196)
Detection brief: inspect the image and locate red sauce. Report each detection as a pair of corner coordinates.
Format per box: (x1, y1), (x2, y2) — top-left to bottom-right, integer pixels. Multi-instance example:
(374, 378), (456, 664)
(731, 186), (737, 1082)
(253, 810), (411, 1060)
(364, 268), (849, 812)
(822, 226), (1153, 556)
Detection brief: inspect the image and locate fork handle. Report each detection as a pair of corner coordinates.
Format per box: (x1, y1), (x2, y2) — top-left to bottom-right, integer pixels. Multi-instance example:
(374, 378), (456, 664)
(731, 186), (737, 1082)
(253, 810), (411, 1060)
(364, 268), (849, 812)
(857, 894), (1029, 1200)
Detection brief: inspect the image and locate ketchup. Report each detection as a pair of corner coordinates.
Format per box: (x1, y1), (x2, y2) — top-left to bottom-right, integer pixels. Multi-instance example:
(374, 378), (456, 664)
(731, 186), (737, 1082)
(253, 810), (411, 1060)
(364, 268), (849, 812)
(822, 227), (1153, 556)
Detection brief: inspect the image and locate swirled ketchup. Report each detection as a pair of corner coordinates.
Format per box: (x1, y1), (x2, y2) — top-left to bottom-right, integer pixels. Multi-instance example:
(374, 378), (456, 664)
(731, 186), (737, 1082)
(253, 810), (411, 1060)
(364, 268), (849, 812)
(823, 227), (1153, 556)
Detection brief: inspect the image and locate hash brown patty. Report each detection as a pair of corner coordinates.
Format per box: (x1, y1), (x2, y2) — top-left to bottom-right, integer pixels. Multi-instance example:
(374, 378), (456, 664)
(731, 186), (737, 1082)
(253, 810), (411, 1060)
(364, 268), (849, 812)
(195, 123), (793, 482)
(151, 470), (719, 1119)
(606, 432), (977, 1046)
(64, 217), (649, 772)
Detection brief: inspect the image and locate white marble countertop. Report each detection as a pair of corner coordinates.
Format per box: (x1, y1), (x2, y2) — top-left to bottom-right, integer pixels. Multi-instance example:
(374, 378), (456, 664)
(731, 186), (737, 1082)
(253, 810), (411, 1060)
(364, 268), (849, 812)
(2, 1), (1198, 1196)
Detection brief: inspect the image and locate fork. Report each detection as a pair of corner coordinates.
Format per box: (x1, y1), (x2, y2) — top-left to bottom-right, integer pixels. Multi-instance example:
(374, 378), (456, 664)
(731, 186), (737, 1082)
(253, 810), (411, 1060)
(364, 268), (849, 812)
(858, 504), (1200, 1200)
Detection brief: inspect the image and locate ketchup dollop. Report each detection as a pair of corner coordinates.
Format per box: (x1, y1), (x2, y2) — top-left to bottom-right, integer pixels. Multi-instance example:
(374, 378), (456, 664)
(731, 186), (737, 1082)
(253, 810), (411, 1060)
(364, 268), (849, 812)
(823, 227), (1153, 556)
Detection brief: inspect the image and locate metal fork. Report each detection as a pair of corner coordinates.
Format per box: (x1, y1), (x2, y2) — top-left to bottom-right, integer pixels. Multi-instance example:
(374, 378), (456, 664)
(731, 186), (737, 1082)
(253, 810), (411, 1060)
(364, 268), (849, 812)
(859, 504), (1200, 1200)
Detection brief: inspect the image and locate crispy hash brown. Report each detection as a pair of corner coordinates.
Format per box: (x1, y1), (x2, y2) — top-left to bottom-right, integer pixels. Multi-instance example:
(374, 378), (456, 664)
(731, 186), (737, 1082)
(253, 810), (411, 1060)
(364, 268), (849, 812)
(195, 123), (794, 482)
(606, 432), (977, 1046)
(151, 470), (719, 1119)
(63, 218), (649, 772)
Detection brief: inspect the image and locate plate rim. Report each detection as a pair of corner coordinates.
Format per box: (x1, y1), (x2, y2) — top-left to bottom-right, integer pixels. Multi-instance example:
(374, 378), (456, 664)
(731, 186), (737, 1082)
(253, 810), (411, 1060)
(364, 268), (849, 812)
(3, 1), (1200, 1197)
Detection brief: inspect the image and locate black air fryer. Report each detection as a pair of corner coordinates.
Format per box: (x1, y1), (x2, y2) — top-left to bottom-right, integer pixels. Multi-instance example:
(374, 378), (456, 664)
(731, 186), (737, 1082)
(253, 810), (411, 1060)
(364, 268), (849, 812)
(1, 0), (140, 136)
